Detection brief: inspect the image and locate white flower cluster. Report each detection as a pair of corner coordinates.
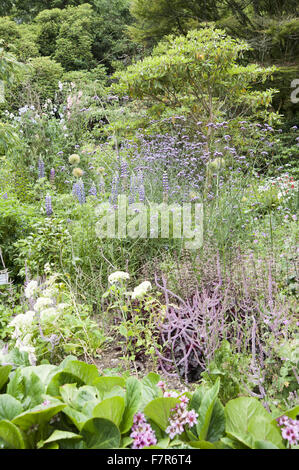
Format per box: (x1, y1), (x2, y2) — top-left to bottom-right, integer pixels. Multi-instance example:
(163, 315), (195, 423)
(9, 276), (70, 365)
(9, 311), (37, 365)
(107, 271), (152, 300)
(24, 280), (39, 299)
(131, 281), (152, 300)
(108, 271), (130, 284)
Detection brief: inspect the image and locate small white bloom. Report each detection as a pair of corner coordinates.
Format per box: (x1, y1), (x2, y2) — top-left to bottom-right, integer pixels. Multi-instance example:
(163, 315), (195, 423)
(108, 271), (130, 284)
(42, 287), (58, 298)
(131, 281), (152, 300)
(34, 297), (53, 312)
(9, 311), (35, 331)
(40, 307), (59, 323)
(24, 280), (39, 299)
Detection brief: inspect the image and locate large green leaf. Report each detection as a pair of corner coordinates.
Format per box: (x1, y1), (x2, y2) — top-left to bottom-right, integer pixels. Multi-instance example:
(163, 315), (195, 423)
(93, 396), (125, 427)
(140, 373), (161, 410)
(46, 371), (84, 397)
(12, 400), (66, 431)
(120, 377), (142, 434)
(62, 406), (90, 431)
(59, 384), (100, 412)
(205, 398), (225, 442)
(196, 379), (220, 441)
(247, 415), (284, 449)
(38, 430), (82, 449)
(23, 365), (58, 388)
(253, 440), (280, 449)
(7, 369), (45, 410)
(144, 397), (179, 431)
(0, 365), (12, 391)
(0, 420), (26, 449)
(81, 418), (121, 449)
(225, 397), (284, 449)
(62, 361), (100, 386)
(189, 440), (224, 449)
(93, 376), (125, 398)
(0, 394), (23, 420)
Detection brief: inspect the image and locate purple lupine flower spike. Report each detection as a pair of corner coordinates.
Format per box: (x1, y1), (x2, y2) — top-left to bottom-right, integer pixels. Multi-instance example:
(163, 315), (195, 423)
(89, 183), (97, 197)
(139, 184), (145, 203)
(76, 180), (85, 204)
(38, 159), (45, 179)
(45, 194), (53, 216)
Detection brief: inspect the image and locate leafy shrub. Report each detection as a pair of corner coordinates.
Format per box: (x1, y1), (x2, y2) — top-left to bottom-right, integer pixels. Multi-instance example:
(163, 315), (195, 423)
(13, 218), (72, 278)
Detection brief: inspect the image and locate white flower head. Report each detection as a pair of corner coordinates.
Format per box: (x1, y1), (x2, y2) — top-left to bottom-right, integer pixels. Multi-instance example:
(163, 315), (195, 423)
(108, 271), (130, 284)
(34, 297), (53, 312)
(131, 281), (152, 300)
(42, 287), (58, 298)
(40, 307), (59, 323)
(24, 280), (39, 299)
(9, 311), (35, 332)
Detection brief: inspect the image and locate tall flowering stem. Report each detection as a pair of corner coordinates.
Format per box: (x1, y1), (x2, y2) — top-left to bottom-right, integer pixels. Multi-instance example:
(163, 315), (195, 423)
(38, 158), (45, 179)
(45, 194), (53, 216)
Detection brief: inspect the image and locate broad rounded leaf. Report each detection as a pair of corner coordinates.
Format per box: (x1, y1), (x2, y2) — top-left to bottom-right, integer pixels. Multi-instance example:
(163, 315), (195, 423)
(225, 397), (284, 449)
(93, 396), (125, 427)
(0, 394), (23, 421)
(0, 420), (26, 449)
(12, 401), (66, 431)
(144, 397), (179, 431)
(81, 417), (121, 449)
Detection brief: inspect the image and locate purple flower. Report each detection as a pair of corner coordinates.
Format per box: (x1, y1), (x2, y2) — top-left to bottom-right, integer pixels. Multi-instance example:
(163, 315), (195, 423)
(277, 416), (299, 447)
(38, 159), (45, 179)
(45, 194), (53, 216)
(74, 180), (85, 204)
(89, 183), (97, 197)
(165, 393), (198, 440)
(130, 413), (157, 449)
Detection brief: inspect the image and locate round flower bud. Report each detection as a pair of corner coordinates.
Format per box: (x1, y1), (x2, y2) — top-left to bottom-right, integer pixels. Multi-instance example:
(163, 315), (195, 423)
(69, 154), (80, 165)
(72, 167), (84, 178)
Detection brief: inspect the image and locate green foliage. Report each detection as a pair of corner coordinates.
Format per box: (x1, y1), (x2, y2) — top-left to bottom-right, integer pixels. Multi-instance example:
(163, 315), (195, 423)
(13, 218), (72, 278)
(128, 0), (219, 46)
(0, 194), (39, 277)
(114, 27), (278, 133)
(224, 397), (284, 449)
(201, 341), (251, 404)
(24, 56), (64, 103)
(0, 358), (293, 449)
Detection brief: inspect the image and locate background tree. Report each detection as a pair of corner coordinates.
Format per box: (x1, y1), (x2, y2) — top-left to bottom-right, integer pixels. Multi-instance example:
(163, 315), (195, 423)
(114, 27), (278, 140)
